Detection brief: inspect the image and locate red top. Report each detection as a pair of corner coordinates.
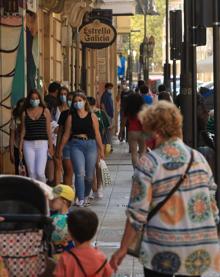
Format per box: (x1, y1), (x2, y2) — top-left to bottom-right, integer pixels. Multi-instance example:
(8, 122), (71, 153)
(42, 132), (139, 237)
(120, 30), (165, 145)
(128, 116), (142, 132)
(54, 247), (113, 277)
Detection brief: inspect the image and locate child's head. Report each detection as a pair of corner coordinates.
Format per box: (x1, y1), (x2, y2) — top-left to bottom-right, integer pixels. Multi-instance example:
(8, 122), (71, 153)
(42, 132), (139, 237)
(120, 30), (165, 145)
(51, 185), (75, 211)
(67, 208), (98, 244)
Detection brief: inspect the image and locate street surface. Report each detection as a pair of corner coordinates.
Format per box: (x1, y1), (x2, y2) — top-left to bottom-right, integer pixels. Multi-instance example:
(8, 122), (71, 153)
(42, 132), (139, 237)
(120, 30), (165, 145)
(91, 138), (220, 277)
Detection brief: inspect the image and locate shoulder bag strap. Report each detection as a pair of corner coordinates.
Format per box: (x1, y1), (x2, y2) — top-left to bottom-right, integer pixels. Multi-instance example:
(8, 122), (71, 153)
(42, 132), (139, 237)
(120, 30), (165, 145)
(95, 258), (108, 274)
(148, 150), (194, 221)
(67, 250), (87, 277)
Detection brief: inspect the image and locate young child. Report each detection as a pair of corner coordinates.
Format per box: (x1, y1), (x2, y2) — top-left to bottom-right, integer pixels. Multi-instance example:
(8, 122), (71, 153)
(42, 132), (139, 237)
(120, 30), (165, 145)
(51, 185), (75, 256)
(54, 208), (113, 277)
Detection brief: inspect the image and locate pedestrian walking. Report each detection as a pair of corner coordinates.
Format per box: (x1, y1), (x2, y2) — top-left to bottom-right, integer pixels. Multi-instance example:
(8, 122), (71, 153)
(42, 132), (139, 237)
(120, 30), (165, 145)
(55, 86), (69, 122)
(117, 80), (131, 142)
(53, 208), (113, 277)
(46, 99), (59, 186)
(44, 81), (61, 106)
(19, 89), (53, 182)
(140, 85), (154, 105)
(111, 101), (220, 277)
(158, 84), (173, 102)
(57, 92), (104, 207)
(87, 96), (110, 199)
(55, 92), (75, 186)
(197, 94), (215, 175)
(207, 109), (214, 135)
(9, 98), (26, 175)
(135, 80), (145, 93)
(100, 82), (114, 151)
(119, 92), (146, 167)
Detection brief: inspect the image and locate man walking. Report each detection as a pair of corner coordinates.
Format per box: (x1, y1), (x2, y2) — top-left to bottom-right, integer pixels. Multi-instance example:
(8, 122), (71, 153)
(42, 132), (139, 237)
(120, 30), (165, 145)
(101, 83), (114, 151)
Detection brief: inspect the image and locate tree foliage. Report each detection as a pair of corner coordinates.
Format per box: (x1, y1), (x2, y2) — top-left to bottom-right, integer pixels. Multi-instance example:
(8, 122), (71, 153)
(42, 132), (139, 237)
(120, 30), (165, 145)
(130, 0), (165, 72)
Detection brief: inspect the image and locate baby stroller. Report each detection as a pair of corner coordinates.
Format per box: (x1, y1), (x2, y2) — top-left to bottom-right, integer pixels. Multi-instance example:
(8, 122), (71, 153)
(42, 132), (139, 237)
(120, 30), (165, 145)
(0, 175), (54, 277)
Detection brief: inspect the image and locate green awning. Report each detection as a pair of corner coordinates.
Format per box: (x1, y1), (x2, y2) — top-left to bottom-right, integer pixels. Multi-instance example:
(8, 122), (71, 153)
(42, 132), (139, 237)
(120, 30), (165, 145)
(11, 25), (25, 107)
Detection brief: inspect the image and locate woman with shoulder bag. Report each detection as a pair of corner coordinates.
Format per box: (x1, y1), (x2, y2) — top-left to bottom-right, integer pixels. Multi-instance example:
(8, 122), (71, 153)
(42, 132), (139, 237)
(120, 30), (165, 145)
(19, 89), (53, 182)
(110, 101), (220, 277)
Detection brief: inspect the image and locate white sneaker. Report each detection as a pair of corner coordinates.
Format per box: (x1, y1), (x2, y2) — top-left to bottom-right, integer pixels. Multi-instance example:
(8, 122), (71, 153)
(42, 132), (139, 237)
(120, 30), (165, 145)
(89, 191), (95, 200)
(77, 200), (84, 207)
(84, 197), (91, 207)
(97, 188), (104, 199)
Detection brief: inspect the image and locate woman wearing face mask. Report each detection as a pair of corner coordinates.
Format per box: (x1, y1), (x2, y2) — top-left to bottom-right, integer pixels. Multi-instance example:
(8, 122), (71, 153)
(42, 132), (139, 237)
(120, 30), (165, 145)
(111, 101), (220, 277)
(55, 86), (69, 122)
(55, 92), (75, 185)
(101, 82), (114, 151)
(57, 92), (104, 207)
(19, 89), (53, 182)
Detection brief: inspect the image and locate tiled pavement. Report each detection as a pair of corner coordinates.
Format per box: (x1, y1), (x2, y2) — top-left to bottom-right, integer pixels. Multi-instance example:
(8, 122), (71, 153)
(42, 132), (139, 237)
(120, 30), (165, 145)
(90, 138), (220, 277)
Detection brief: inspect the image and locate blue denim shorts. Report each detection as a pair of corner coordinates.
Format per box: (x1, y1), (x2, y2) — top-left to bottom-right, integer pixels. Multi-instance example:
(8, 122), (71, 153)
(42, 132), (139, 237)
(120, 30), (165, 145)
(63, 143), (71, 160)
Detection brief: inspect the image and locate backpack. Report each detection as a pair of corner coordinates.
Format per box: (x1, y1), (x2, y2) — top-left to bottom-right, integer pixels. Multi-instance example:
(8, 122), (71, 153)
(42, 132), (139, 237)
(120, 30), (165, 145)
(68, 250), (107, 277)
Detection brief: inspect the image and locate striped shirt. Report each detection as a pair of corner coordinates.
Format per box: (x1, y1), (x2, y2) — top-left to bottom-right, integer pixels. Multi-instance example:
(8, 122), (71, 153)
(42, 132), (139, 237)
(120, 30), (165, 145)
(24, 109), (48, 141)
(127, 138), (220, 276)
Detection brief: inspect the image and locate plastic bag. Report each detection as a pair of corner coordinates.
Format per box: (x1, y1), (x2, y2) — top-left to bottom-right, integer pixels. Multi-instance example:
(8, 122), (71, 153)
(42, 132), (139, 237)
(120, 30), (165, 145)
(99, 159), (111, 187)
(18, 160), (26, 176)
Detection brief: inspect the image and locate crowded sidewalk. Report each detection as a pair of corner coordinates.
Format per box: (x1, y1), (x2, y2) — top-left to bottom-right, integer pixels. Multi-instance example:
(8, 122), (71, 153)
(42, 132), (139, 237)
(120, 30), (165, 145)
(91, 137), (220, 277)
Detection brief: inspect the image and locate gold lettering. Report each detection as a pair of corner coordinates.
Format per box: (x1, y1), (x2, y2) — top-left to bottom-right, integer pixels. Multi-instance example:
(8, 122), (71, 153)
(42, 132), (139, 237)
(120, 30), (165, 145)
(80, 23), (115, 44)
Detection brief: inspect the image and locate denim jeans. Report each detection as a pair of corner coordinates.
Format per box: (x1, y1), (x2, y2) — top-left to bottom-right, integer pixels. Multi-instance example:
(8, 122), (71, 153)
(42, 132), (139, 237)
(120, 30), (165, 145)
(69, 139), (98, 201)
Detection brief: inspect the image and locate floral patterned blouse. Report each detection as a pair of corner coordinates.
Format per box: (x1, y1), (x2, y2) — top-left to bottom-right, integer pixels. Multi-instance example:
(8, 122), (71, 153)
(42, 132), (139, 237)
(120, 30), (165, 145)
(127, 138), (220, 276)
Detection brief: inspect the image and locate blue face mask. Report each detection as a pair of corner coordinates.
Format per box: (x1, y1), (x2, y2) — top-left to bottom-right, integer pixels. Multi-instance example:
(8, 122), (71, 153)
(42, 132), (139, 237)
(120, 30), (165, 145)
(107, 89), (112, 94)
(60, 95), (67, 103)
(30, 99), (40, 108)
(67, 100), (72, 108)
(73, 101), (85, 110)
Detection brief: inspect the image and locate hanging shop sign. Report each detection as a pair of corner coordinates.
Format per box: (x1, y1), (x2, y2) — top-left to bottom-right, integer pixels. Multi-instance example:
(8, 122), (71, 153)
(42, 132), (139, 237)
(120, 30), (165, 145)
(79, 19), (117, 49)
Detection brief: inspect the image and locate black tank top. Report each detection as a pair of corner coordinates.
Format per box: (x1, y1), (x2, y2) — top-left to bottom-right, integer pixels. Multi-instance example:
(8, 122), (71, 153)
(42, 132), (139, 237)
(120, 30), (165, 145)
(24, 109), (48, 141)
(71, 112), (95, 139)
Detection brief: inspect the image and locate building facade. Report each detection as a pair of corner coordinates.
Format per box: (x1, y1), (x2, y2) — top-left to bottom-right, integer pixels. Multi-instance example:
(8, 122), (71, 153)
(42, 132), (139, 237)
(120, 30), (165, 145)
(0, 0), (135, 173)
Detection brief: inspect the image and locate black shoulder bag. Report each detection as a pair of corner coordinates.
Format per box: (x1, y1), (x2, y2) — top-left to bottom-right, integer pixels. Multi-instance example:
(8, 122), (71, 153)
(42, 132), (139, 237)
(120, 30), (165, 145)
(128, 150), (194, 257)
(67, 250), (107, 277)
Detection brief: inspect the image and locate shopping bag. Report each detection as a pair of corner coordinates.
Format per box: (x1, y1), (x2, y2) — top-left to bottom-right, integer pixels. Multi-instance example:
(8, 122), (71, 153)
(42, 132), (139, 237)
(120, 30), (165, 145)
(18, 160), (27, 176)
(99, 159), (111, 187)
(105, 144), (111, 155)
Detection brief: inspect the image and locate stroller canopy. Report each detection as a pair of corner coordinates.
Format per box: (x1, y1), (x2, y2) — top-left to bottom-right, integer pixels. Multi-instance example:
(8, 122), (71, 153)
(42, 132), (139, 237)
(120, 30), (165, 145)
(0, 175), (51, 230)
